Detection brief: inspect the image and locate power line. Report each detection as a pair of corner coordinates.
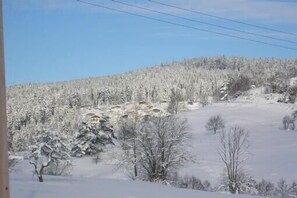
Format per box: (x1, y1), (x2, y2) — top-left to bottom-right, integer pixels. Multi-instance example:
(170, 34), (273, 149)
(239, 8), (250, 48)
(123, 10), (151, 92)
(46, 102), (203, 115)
(149, 0), (297, 37)
(112, 0), (297, 45)
(76, 0), (297, 51)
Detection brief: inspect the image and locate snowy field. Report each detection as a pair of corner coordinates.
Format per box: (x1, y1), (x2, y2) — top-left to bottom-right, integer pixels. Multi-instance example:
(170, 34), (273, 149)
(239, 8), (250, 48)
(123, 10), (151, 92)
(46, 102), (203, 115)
(9, 102), (297, 197)
(10, 174), (258, 198)
(180, 102), (297, 184)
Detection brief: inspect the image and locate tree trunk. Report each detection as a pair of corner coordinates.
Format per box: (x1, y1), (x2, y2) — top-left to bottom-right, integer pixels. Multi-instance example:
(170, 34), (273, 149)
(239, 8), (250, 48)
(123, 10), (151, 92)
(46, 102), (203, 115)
(38, 175), (43, 183)
(134, 164), (137, 178)
(229, 182), (236, 194)
(38, 164), (47, 183)
(133, 139), (138, 178)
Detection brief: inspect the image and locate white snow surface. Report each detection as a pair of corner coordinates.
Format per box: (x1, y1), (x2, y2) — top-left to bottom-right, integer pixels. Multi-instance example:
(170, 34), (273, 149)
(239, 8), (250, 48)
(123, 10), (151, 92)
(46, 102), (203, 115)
(179, 102), (297, 184)
(9, 102), (297, 198)
(10, 174), (258, 198)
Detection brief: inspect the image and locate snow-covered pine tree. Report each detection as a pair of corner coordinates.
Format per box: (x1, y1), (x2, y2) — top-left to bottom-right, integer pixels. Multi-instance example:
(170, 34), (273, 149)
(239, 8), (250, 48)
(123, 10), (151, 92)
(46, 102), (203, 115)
(71, 116), (116, 158)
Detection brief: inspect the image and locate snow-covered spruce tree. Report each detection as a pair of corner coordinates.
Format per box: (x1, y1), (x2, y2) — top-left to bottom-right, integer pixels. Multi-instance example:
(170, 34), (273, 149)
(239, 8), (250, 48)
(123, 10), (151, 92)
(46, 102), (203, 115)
(205, 115), (225, 134)
(136, 116), (192, 182)
(29, 130), (71, 182)
(228, 74), (252, 97)
(218, 126), (251, 194)
(71, 116), (116, 158)
(219, 81), (230, 101)
(167, 88), (183, 114)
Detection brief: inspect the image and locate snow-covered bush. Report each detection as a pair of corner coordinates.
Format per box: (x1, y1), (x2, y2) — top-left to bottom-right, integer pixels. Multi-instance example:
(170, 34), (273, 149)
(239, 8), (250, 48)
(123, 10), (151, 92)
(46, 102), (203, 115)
(287, 85), (297, 103)
(29, 130), (71, 182)
(219, 171), (257, 195)
(283, 115), (296, 130)
(44, 157), (72, 176)
(275, 179), (291, 198)
(273, 179), (297, 198)
(289, 181), (297, 198)
(71, 116), (116, 158)
(236, 174), (258, 195)
(268, 77), (289, 94)
(255, 179), (276, 197)
(8, 153), (21, 172)
(176, 175), (212, 191)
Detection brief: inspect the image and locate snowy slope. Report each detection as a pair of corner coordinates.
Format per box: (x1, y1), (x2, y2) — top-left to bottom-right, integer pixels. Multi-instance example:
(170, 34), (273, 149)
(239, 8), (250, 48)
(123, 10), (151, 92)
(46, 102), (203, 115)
(9, 102), (297, 198)
(10, 156), (259, 198)
(10, 174), (258, 198)
(179, 102), (297, 184)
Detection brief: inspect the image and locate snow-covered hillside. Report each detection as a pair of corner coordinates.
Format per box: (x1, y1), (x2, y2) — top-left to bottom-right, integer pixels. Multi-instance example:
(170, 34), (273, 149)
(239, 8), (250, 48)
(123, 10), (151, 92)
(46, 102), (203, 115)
(9, 102), (297, 198)
(180, 102), (297, 184)
(7, 57), (297, 156)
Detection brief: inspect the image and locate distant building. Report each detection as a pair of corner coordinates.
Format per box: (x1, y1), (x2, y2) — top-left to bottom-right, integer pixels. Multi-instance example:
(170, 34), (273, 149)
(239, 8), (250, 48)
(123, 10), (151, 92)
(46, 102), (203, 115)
(85, 113), (101, 124)
(90, 115), (100, 124)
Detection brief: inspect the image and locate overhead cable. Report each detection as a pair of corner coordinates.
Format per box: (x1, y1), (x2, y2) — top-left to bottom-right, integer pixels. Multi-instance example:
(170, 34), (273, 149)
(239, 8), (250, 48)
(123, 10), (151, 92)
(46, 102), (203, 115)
(148, 0), (297, 37)
(112, 0), (297, 45)
(76, 0), (297, 51)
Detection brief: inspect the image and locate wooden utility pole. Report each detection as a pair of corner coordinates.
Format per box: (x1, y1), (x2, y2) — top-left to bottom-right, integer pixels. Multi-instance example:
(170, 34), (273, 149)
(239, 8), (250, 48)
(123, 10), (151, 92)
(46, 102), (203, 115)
(0, 0), (10, 197)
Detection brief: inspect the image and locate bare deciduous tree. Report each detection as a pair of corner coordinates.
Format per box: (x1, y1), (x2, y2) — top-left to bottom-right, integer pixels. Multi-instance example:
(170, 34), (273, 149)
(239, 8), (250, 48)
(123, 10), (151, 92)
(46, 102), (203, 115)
(119, 115), (193, 182)
(137, 116), (192, 182)
(218, 126), (249, 194)
(205, 115), (225, 134)
(118, 107), (143, 179)
(29, 131), (71, 182)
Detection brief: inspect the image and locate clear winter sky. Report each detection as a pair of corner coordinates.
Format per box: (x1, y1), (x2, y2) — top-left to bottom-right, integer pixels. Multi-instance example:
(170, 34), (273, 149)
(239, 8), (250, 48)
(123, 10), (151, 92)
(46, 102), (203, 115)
(4, 0), (297, 85)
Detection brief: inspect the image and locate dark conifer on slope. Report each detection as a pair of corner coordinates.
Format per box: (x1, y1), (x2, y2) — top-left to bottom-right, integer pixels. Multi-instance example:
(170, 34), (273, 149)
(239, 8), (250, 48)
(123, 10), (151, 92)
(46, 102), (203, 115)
(71, 116), (116, 158)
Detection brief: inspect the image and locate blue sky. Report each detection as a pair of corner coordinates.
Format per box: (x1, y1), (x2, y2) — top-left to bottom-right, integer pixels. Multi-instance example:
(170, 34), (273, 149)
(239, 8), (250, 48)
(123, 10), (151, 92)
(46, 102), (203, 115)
(4, 0), (297, 85)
